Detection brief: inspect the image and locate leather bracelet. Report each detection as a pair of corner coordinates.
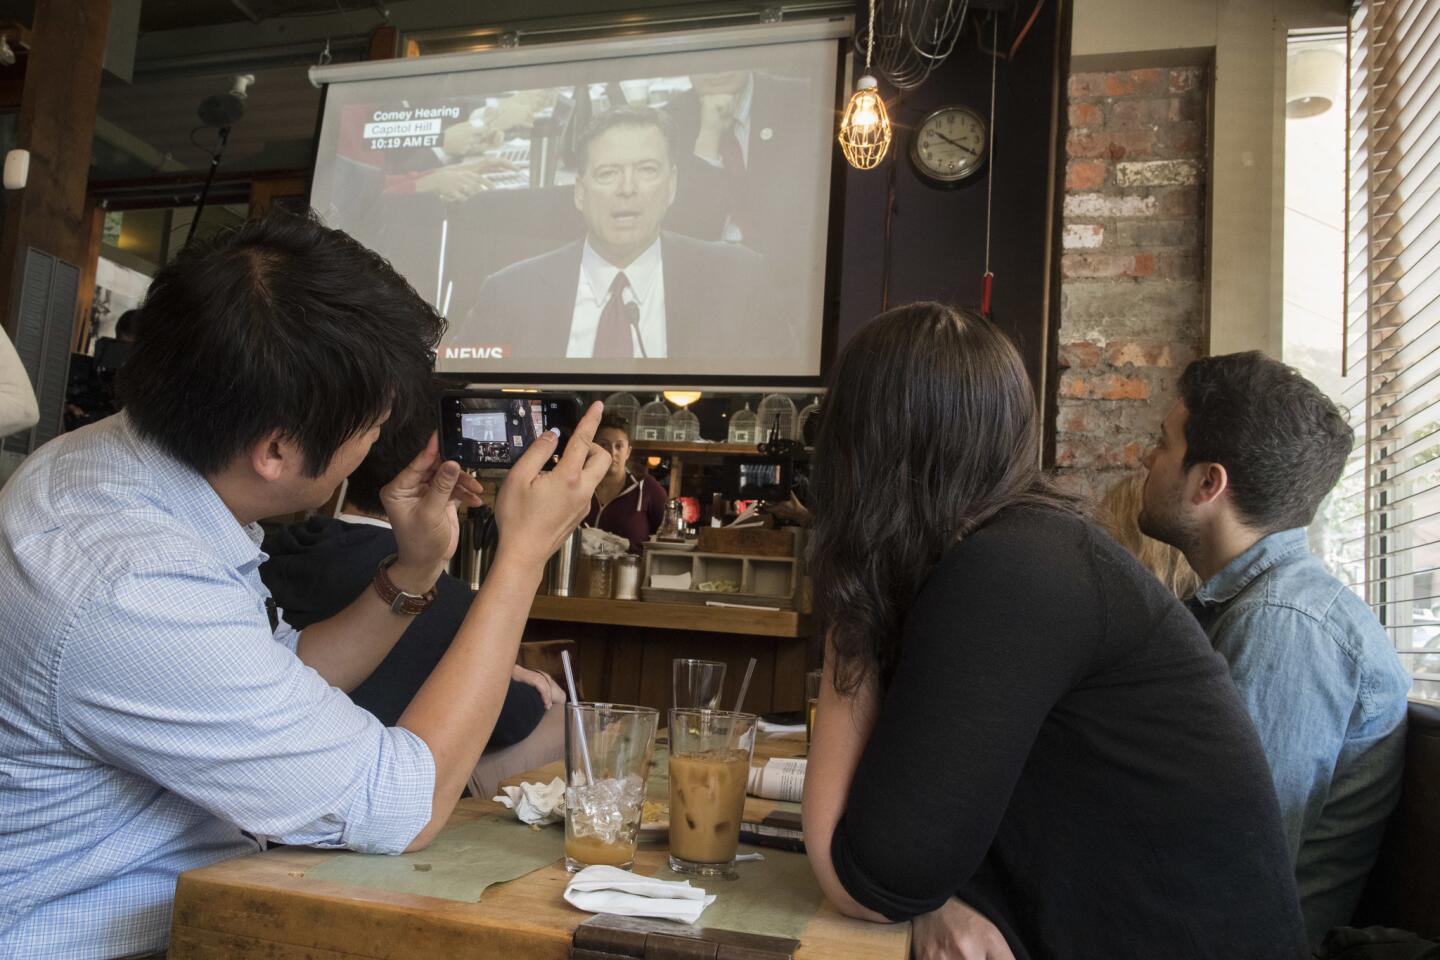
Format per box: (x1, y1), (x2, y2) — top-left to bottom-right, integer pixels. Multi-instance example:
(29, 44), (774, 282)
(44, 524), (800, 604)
(371, 554), (437, 615)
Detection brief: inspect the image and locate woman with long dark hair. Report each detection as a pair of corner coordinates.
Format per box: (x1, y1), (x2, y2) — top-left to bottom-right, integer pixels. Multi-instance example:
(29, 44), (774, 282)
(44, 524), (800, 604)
(801, 304), (1304, 959)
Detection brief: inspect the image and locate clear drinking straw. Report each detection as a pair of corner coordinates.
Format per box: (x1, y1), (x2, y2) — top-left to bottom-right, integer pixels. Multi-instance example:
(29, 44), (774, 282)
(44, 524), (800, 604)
(732, 657), (757, 714)
(560, 650), (595, 784)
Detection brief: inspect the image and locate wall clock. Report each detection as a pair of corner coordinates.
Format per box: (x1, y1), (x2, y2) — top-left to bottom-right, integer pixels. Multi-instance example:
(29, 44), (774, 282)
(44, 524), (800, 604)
(910, 105), (988, 185)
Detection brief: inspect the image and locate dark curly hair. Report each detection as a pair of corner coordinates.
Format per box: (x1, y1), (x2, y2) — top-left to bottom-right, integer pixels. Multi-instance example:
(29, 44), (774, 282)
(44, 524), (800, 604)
(809, 303), (1078, 694)
(1178, 351), (1353, 532)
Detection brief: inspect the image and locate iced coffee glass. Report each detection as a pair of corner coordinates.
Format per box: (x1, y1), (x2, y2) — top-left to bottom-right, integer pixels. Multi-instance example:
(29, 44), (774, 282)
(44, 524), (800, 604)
(667, 708), (758, 879)
(564, 702), (658, 873)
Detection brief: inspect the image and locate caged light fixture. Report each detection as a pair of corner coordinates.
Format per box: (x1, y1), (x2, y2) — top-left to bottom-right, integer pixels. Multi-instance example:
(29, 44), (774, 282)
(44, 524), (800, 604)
(838, 0), (892, 170)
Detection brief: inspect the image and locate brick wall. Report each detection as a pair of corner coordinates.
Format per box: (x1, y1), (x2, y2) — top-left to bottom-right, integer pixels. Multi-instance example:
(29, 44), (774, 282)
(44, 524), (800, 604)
(1054, 66), (1208, 501)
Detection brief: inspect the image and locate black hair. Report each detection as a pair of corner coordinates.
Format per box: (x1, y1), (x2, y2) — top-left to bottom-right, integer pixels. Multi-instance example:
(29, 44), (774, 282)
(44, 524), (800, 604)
(344, 378), (442, 516)
(574, 106), (678, 174)
(119, 209), (444, 477)
(114, 309), (139, 341)
(1178, 351), (1353, 532)
(597, 412), (631, 438)
(809, 303), (1078, 694)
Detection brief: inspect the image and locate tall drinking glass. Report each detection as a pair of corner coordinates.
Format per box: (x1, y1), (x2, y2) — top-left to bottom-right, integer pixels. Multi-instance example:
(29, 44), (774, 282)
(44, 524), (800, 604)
(672, 658), (727, 709)
(667, 708), (758, 879)
(563, 702), (659, 873)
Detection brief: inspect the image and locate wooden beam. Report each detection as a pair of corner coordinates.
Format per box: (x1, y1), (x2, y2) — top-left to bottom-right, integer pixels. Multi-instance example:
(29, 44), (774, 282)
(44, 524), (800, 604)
(72, 199), (104, 352)
(0, 0), (111, 339)
(368, 24), (398, 61)
(247, 175), (306, 219)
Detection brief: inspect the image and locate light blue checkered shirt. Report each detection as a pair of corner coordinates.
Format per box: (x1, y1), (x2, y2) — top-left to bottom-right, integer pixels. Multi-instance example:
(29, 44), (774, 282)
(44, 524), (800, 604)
(0, 414), (436, 959)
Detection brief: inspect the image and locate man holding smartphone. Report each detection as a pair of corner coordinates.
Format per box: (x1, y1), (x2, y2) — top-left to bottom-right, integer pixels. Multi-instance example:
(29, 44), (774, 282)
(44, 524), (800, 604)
(0, 210), (610, 960)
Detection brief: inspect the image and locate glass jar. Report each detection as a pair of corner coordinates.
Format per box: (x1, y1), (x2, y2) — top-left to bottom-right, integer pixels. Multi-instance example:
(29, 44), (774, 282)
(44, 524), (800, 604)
(613, 555), (641, 600)
(584, 556), (614, 599)
(757, 394), (798, 442)
(657, 499), (685, 540)
(727, 402), (758, 444)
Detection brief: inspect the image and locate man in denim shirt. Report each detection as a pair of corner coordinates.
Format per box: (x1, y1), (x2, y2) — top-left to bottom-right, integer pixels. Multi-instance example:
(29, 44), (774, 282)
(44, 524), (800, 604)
(1140, 351), (1410, 946)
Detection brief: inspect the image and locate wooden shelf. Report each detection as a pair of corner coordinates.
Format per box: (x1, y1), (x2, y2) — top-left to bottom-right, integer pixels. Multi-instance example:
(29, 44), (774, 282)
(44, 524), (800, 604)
(629, 440), (767, 456)
(527, 594), (811, 638)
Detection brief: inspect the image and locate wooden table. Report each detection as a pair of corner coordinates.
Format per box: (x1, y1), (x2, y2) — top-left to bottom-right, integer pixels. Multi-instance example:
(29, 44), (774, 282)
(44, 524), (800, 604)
(168, 732), (909, 960)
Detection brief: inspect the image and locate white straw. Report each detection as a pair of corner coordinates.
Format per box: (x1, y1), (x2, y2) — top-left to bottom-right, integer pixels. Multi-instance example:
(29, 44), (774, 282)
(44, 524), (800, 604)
(732, 657), (757, 714)
(560, 650), (595, 783)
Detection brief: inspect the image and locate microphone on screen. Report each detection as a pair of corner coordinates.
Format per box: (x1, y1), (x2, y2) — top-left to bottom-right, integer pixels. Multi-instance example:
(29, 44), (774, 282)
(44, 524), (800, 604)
(623, 299), (647, 359)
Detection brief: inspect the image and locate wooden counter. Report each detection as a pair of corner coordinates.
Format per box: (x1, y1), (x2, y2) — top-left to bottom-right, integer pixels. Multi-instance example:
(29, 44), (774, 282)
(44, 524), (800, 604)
(529, 595), (811, 638)
(525, 596), (813, 714)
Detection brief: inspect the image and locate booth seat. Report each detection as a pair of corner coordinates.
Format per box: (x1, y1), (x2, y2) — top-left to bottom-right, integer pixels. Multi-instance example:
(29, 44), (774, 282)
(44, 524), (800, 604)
(1353, 698), (1440, 938)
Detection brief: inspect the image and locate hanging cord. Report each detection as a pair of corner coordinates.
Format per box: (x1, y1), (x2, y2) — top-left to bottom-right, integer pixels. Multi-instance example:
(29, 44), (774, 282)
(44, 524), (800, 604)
(980, 12), (997, 315)
(881, 91), (903, 310)
(866, 0), (876, 71)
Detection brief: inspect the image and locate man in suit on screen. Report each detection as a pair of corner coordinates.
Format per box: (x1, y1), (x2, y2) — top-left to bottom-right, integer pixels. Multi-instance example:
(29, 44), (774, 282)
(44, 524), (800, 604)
(449, 107), (792, 362)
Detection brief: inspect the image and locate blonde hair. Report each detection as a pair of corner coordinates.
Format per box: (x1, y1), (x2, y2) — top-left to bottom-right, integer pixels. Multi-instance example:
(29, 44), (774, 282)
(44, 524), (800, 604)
(1097, 472), (1200, 599)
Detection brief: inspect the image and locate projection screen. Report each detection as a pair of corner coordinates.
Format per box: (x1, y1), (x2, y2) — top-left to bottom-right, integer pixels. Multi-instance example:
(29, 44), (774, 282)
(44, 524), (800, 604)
(309, 20), (848, 382)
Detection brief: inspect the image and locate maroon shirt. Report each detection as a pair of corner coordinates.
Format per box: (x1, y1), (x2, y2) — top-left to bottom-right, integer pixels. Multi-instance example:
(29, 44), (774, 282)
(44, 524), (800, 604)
(586, 473), (668, 553)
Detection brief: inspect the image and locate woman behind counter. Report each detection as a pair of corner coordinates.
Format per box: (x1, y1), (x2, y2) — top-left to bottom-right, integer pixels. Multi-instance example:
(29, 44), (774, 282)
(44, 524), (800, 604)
(800, 303), (1305, 960)
(586, 414), (667, 553)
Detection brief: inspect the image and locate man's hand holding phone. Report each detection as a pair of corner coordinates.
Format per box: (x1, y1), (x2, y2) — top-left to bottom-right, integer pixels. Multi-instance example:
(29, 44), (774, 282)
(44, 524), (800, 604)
(493, 400), (611, 568)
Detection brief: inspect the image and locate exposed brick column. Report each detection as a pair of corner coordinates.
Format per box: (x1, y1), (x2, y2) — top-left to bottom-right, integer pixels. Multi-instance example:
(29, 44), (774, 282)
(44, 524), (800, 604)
(1054, 66), (1208, 501)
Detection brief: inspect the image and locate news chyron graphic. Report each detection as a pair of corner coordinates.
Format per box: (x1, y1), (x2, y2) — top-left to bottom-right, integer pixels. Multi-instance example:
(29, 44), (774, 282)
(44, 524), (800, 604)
(310, 37), (838, 379)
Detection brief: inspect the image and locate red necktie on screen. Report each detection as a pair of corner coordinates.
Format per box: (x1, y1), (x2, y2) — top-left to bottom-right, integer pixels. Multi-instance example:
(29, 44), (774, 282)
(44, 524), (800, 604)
(594, 271), (634, 358)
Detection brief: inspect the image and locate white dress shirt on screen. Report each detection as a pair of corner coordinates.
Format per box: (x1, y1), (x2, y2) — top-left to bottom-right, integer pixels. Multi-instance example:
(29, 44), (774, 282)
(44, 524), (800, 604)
(566, 237), (666, 360)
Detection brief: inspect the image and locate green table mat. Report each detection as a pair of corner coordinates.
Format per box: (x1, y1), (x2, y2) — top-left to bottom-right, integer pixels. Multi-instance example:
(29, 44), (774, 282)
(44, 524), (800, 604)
(304, 813), (563, 902)
(651, 844), (823, 940)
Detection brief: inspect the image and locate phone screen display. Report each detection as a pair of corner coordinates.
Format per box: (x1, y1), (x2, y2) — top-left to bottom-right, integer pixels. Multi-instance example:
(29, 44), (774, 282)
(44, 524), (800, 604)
(439, 393), (580, 469)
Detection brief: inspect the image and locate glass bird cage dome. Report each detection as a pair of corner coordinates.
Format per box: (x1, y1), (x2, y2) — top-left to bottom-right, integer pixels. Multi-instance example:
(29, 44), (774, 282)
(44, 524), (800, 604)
(756, 394), (798, 442)
(727, 402), (758, 444)
(602, 391), (640, 432)
(668, 407), (701, 442)
(635, 396), (671, 442)
(796, 396), (822, 446)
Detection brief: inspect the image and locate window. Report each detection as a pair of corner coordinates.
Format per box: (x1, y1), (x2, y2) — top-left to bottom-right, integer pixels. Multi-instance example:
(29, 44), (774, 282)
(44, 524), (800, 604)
(1345, 0), (1440, 700)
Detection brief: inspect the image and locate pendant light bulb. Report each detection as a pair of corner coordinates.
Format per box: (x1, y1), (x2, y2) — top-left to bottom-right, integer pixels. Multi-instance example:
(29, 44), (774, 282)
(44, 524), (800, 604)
(839, 75), (892, 170)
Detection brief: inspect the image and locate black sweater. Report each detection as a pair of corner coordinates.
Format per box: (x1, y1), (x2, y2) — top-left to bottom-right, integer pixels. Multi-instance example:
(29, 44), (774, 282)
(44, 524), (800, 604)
(830, 507), (1305, 959)
(260, 517), (544, 748)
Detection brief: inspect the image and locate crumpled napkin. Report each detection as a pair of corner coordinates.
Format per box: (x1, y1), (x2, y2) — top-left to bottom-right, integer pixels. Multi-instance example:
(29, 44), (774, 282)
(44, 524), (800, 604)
(493, 777), (566, 825)
(563, 865), (716, 924)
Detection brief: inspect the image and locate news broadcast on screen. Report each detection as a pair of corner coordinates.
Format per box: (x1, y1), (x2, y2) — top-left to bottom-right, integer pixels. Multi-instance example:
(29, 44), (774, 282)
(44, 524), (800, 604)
(309, 31), (841, 380)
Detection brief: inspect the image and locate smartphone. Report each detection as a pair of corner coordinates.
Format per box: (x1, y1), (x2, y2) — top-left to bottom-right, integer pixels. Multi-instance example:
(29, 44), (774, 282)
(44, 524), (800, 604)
(438, 391), (581, 470)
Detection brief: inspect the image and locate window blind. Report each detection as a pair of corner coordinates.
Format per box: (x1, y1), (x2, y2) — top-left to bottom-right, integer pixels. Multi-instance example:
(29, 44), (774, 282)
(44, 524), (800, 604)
(1346, 0), (1440, 696)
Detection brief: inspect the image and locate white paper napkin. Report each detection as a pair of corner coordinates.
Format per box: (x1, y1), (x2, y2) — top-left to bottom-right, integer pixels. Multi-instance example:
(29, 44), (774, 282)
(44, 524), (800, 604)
(493, 777), (566, 825)
(563, 865), (716, 924)
(650, 571), (693, 590)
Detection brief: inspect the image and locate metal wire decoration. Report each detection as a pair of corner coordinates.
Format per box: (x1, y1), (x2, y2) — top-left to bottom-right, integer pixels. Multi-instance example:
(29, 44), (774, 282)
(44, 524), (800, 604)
(838, 0), (894, 170)
(865, 0), (971, 90)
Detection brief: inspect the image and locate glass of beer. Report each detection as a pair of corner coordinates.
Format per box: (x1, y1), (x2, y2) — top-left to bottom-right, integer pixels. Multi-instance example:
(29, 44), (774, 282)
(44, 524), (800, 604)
(805, 669), (822, 746)
(672, 658), (727, 710)
(563, 702), (658, 873)
(667, 708), (758, 879)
